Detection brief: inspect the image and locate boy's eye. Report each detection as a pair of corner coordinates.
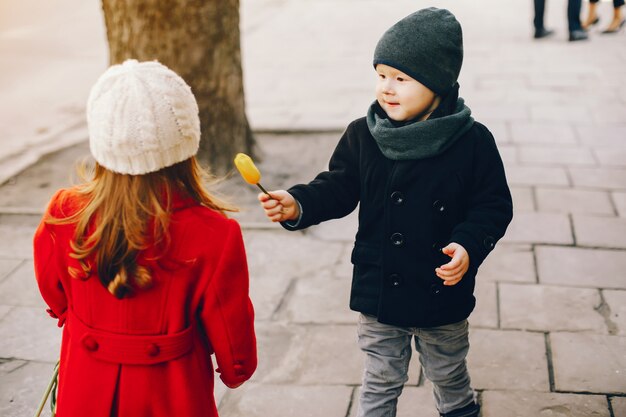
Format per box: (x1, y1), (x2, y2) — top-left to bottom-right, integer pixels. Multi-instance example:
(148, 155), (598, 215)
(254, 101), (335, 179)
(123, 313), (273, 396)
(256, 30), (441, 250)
(378, 74), (386, 79)
(397, 77), (405, 82)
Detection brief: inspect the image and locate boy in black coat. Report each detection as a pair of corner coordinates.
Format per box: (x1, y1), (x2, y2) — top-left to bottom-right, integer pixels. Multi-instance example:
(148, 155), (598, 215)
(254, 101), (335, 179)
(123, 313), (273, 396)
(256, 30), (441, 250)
(258, 8), (512, 417)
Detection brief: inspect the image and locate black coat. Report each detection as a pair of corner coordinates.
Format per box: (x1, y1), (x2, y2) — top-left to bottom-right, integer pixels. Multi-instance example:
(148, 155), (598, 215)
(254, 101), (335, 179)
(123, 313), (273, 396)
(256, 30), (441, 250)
(284, 117), (513, 327)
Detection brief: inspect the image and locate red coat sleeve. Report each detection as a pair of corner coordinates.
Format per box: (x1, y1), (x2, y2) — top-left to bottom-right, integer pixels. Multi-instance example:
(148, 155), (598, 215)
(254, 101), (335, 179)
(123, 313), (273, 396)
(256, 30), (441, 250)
(33, 189), (68, 327)
(199, 219), (257, 388)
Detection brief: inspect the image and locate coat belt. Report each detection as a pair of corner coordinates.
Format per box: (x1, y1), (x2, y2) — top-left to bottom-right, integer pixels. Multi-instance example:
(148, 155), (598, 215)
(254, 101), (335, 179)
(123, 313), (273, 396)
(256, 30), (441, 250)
(68, 310), (194, 365)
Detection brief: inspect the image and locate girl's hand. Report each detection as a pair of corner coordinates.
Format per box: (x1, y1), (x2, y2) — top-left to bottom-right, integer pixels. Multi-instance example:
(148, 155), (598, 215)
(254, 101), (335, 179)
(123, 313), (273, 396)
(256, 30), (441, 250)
(258, 190), (299, 222)
(435, 243), (469, 286)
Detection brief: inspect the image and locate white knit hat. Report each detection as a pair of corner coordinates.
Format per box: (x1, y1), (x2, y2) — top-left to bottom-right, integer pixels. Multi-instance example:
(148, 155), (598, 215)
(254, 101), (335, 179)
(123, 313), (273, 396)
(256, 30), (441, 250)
(87, 59), (200, 175)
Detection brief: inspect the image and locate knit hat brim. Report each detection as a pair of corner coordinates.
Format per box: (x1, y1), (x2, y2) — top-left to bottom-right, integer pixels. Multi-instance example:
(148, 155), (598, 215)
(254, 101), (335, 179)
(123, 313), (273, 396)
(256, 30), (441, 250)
(373, 8), (464, 96)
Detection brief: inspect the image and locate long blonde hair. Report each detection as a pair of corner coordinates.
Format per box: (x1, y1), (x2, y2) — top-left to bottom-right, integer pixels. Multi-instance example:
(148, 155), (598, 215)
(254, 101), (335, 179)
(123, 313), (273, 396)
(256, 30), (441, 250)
(48, 157), (236, 299)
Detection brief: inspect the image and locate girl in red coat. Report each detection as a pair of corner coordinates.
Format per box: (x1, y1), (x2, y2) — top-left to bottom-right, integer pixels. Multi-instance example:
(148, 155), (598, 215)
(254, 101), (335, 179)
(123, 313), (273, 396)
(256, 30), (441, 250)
(33, 59), (257, 417)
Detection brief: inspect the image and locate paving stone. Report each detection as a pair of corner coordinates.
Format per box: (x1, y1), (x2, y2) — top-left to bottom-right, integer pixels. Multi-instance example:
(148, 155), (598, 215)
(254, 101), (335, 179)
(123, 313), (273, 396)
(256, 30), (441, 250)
(592, 105), (626, 124)
(0, 307), (61, 362)
(348, 386), (437, 417)
(0, 306), (11, 321)
(250, 323), (300, 384)
(468, 329), (549, 391)
(297, 325), (364, 385)
(573, 215), (626, 249)
(510, 123), (577, 145)
(481, 390), (610, 417)
(611, 397), (626, 417)
(595, 149), (626, 168)
(0, 358), (27, 374)
(503, 212), (573, 245)
(0, 361), (57, 417)
(530, 104), (590, 124)
(279, 276), (356, 324)
(478, 244), (536, 283)
(0, 261), (46, 308)
(506, 166), (569, 187)
(498, 145), (517, 166)
(243, 230), (344, 281)
(570, 167), (626, 190)
(510, 186), (535, 211)
(551, 332), (626, 394)
(0, 259), (22, 283)
(536, 188), (614, 215)
(603, 290), (626, 336)
(485, 121), (510, 144)
(308, 210), (358, 242)
(612, 192), (626, 217)
(528, 74), (582, 89)
(0, 225), (35, 259)
(249, 274), (292, 321)
(500, 284), (606, 333)
(219, 383), (353, 417)
(253, 324), (363, 385)
(471, 103), (529, 122)
(333, 243), (354, 279)
(477, 75), (528, 90)
(537, 246), (626, 289)
(577, 126), (626, 148)
(518, 146), (595, 166)
(469, 280), (497, 328)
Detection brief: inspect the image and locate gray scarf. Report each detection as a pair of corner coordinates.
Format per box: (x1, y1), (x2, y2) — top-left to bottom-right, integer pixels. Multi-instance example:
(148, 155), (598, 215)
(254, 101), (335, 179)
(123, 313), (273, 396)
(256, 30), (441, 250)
(366, 96), (474, 161)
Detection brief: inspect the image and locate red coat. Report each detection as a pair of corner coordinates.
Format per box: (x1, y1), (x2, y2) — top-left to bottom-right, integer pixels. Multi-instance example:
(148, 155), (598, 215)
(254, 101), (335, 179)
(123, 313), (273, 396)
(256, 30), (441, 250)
(33, 188), (257, 417)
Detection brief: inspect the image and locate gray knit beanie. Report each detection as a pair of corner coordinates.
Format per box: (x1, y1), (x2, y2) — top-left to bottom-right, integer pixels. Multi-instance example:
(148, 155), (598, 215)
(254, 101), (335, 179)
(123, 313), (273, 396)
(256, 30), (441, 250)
(373, 8), (463, 95)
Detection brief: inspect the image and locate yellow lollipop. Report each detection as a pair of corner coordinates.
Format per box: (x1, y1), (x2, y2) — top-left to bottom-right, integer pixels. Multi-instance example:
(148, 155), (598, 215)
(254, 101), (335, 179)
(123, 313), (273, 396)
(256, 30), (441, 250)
(234, 153), (273, 198)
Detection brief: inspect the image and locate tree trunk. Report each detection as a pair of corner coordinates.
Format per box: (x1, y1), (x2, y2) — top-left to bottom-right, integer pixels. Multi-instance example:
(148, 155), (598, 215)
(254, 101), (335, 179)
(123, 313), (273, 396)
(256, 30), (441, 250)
(101, 0), (254, 174)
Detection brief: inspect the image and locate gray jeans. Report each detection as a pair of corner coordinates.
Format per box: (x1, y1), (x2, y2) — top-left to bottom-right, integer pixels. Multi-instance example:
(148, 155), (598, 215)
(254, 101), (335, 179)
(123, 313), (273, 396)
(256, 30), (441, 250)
(356, 313), (475, 417)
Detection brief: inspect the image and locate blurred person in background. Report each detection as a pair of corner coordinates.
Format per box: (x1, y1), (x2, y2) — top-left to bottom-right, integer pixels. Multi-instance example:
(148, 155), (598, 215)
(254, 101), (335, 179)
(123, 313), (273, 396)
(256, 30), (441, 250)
(533, 0), (589, 40)
(582, 0), (625, 33)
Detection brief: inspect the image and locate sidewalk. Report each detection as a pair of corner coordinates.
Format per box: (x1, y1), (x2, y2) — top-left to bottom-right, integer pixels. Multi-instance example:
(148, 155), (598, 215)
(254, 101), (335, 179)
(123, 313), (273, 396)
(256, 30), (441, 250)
(1, 0), (626, 416)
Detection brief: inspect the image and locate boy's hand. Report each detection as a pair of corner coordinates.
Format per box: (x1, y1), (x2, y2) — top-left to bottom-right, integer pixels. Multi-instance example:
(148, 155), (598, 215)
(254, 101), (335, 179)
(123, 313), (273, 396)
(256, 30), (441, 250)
(435, 243), (469, 286)
(258, 190), (300, 222)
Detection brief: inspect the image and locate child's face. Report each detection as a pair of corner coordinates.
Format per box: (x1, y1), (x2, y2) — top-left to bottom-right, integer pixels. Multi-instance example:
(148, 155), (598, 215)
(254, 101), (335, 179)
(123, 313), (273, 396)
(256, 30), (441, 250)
(375, 64), (438, 122)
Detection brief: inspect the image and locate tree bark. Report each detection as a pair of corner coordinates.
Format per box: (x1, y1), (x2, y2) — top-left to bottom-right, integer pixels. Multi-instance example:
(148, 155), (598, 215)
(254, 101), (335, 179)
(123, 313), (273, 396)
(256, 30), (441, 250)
(101, 0), (254, 174)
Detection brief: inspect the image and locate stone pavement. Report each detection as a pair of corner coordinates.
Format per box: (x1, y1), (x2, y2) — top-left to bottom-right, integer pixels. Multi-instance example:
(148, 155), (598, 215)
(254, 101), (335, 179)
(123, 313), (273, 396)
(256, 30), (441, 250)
(1, 0), (626, 416)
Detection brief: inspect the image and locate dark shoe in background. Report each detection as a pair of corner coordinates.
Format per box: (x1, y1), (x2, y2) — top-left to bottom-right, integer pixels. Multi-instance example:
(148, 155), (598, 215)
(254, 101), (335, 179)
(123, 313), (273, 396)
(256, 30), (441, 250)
(534, 27), (555, 39)
(582, 17), (600, 30)
(601, 19), (625, 34)
(569, 29), (589, 41)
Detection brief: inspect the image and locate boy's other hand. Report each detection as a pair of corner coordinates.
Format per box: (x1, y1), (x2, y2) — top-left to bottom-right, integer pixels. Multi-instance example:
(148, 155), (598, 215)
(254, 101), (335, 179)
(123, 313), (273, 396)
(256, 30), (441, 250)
(258, 190), (300, 223)
(435, 243), (469, 286)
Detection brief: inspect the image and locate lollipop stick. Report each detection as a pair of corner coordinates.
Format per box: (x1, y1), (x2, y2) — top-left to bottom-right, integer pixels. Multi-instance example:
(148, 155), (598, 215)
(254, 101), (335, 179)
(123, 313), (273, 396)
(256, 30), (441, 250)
(256, 183), (274, 200)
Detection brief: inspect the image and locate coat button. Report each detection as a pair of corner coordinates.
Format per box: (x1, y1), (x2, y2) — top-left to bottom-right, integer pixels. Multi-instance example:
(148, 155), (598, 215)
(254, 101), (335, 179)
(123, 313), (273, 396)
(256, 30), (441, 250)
(146, 343), (160, 357)
(390, 191), (405, 205)
(234, 364), (246, 376)
(430, 283), (442, 295)
(483, 236), (495, 250)
(82, 336), (99, 352)
(390, 233), (404, 246)
(432, 200), (446, 213)
(388, 274), (402, 287)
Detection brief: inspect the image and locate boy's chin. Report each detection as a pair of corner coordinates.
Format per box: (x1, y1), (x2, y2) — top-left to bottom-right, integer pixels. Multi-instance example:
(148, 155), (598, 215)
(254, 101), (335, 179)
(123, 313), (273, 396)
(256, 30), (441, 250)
(388, 115), (408, 122)
(387, 113), (409, 122)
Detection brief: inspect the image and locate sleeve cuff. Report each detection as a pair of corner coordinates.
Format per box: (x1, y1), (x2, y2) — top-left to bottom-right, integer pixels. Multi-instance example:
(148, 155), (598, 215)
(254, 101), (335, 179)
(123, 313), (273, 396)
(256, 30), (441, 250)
(281, 200), (303, 229)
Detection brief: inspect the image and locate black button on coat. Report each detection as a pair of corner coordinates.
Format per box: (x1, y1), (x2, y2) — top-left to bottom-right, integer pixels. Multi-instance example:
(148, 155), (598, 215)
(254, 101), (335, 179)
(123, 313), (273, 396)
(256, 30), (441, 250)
(283, 117), (513, 327)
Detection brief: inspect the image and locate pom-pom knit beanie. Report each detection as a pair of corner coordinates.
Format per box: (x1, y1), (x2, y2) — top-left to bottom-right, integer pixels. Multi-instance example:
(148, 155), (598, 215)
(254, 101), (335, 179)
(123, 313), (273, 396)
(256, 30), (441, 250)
(87, 59), (200, 175)
(373, 8), (463, 96)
